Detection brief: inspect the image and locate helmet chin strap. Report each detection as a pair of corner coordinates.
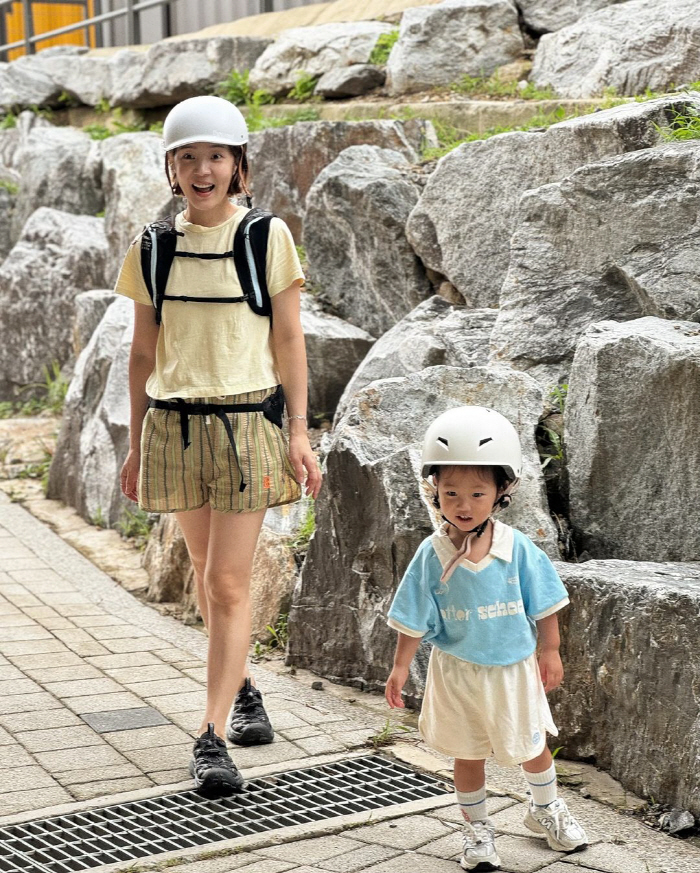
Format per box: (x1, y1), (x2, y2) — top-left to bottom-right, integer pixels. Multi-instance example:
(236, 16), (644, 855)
(439, 517), (490, 584)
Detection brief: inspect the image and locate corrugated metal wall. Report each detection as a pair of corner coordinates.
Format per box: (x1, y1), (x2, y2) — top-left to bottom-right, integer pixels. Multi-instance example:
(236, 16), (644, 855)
(100, 0), (314, 47)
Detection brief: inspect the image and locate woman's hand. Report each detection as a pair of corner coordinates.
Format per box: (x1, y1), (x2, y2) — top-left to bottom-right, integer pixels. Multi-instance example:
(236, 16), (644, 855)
(289, 431), (322, 498)
(120, 449), (141, 503)
(385, 666), (409, 709)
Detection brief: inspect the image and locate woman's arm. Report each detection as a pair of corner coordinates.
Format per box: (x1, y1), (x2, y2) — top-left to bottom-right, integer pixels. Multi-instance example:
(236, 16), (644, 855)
(120, 302), (159, 502)
(270, 283), (322, 498)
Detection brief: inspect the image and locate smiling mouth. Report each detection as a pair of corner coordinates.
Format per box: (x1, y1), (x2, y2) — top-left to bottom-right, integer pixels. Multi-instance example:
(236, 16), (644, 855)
(456, 515), (473, 523)
(193, 184), (215, 193)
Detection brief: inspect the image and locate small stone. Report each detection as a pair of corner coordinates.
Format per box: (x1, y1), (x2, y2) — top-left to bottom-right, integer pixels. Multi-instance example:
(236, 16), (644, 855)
(311, 680), (324, 691)
(660, 808), (695, 834)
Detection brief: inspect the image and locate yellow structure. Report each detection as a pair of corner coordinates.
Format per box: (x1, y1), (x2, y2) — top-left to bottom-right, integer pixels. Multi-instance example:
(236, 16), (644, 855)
(4, 0), (96, 60)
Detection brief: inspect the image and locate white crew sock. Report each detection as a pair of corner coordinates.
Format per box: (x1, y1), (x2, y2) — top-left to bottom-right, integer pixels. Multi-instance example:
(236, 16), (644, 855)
(456, 786), (488, 822)
(522, 763), (557, 807)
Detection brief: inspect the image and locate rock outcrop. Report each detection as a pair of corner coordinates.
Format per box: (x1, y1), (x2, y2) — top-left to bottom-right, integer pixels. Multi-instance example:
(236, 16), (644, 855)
(335, 297), (497, 421)
(249, 21), (395, 98)
(531, 0), (700, 97)
(490, 141), (700, 385)
(304, 145), (432, 337)
(407, 94), (700, 308)
(518, 0), (620, 34)
(288, 365), (558, 693)
(248, 118), (432, 241)
(0, 208), (110, 400)
(566, 318), (700, 562)
(387, 0), (524, 96)
(72, 290), (118, 356)
(315, 64), (385, 99)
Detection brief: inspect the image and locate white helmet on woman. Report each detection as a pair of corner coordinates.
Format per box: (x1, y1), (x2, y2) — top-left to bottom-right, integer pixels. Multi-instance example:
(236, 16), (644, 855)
(163, 96), (248, 151)
(420, 406), (522, 482)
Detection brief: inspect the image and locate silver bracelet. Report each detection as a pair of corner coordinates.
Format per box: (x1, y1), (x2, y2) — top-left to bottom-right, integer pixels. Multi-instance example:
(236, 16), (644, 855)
(287, 415), (307, 421)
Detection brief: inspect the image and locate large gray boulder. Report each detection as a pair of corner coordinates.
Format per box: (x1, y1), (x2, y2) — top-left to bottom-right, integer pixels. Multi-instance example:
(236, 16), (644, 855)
(0, 177), (17, 261)
(10, 126), (103, 244)
(490, 141), (700, 385)
(111, 36), (271, 108)
(532, 0), (700, 97)
(0, 55), (61, 110)
(335, 296), (497, 422)
(315, 64), (385, 99)
(39, 48), (112, 108)
(248, 119), (433, 242)
(407, 94), (700, 308)
(249, 21), (395, 98)
(72, 290), (118, 356)
(566, 318), (700, 563)
(287, 365), (558, 692)
(554, 559), (700, 817)
(518, 0), (622, 33)
(304, 145), (432, 337)
(100, 132), (174, 281)
(0, 208), (110, 400)
(301, 295), (375, 421)
(386, 0), (524, 96)
(47, 297), (133, 527)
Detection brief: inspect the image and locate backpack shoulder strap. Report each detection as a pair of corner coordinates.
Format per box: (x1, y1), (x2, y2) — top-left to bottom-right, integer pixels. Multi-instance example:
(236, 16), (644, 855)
(233, 208), (274, 318)
(140, 216), (180, 325)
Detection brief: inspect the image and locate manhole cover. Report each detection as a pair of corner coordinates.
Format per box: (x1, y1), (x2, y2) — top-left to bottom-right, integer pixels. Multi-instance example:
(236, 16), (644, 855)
(0, 755), (448, 872)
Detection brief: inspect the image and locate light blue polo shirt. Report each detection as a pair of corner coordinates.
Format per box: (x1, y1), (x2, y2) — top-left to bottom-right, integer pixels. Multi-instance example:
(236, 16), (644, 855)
(387, 521), (569, 667)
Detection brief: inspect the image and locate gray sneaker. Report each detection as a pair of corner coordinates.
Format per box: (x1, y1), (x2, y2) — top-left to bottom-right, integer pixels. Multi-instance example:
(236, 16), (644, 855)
(460, 818), (500, 871)
(523, 797), (588, 852)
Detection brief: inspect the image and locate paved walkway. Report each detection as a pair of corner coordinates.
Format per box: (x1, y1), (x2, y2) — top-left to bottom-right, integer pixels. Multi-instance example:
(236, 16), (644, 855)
(1, 491), (699, 873)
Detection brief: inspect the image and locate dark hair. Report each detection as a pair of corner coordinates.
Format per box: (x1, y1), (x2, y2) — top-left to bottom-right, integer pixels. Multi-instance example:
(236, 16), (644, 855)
(430, 464), (512, 510)
(165, 144), (250, 198)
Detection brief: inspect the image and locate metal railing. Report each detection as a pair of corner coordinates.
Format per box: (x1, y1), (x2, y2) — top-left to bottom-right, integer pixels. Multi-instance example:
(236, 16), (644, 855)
(0, 0), (276, 60)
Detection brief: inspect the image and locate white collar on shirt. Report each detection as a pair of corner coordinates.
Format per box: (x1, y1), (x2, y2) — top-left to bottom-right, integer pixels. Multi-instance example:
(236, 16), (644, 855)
(431, 519), (514, 573)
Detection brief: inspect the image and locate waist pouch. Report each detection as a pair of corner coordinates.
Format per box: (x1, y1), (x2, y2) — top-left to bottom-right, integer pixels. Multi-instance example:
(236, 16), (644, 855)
(148, 385), (285, 492)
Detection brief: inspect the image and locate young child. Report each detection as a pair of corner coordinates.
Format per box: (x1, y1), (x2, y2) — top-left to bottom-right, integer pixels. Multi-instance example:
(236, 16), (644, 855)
(116, 95), (322, 798)
(385, 406), (587, 870)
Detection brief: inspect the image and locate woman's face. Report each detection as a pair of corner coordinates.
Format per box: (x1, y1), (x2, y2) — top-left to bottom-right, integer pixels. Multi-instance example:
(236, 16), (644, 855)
(171, 142), (236, 222)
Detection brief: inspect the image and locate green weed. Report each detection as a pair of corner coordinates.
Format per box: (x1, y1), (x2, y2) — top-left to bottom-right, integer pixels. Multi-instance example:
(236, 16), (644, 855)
(91, 506), (107, 529)
(539, 428), (563, 469)
(94, 96), (111, 114)
(548, 383), (568, 415)
(367, 717), (412, 749)
(451, 71), (557, 101)
(654, 104), (700, 141)
(16, 449), (52, 493)
(216, 68), (275, 108)
(295, 244), (307, 264)
(247, 105), (321, 133)
(83, 123), (113, 141)
(253, 612), (289, 657)
(115, 506), (156, 550)
(9, 362), (69, 417)
(369, 29), (399, 65)
(57, 90), (80, 108)
(0, 178), (18, 195)
(290, 501), (315, 555)
(0, 111), (17, 129)
(287, 70), (320, 103)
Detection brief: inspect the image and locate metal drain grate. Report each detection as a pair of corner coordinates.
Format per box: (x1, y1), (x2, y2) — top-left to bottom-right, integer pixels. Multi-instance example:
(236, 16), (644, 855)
(0, 755), (448, 873)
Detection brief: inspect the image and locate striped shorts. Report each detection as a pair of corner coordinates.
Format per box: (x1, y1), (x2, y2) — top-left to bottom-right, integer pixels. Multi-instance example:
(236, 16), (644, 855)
(138, 387), (301, 514)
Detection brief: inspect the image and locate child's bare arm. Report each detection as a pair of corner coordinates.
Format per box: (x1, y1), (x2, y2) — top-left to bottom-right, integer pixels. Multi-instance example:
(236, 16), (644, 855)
(536, 613), (563, 693)
(385, 633), (422, 709)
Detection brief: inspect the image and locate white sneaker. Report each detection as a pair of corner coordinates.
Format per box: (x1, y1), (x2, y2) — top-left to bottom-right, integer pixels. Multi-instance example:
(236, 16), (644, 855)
(523, 797), (588, 852)
(460, 818), (500, 871)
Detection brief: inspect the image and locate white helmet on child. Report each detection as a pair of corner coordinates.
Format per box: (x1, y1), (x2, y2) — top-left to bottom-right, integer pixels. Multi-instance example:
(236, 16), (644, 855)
(163, 96), (248, 151)
(421, 406), (522, 482)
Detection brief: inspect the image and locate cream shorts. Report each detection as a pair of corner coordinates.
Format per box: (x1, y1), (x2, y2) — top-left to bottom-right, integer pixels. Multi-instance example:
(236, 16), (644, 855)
(418, 647), (558, 767)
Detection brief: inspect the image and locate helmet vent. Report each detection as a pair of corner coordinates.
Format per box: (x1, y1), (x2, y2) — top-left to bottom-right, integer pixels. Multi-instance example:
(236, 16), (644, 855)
(478, 437), (493, 447)
(437, 437), (449, 449)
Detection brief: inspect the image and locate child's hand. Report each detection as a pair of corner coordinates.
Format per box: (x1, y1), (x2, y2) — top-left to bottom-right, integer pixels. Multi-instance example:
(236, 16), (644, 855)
(538, 649), (564, 693)
(385, 666), (409, 709)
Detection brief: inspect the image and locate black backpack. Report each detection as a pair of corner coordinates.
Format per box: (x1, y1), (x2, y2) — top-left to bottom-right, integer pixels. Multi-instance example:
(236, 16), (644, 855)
(140, 208), (274, 326)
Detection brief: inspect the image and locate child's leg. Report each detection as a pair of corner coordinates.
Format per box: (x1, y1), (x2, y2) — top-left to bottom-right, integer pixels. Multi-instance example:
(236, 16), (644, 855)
(521, 746), (557, 807)
(454, 758), (488, 822)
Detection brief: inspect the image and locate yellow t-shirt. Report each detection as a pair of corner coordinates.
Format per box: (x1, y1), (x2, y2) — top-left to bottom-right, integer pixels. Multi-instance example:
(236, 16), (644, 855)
(114, 207), (304, 399)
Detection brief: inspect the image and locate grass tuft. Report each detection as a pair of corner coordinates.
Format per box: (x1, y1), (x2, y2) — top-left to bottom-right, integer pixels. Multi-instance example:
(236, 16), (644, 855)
(369, 29), (399, 66)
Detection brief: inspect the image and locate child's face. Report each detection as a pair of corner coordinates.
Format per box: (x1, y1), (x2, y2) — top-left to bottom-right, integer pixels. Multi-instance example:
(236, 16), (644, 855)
(435, 466), (500, 532)
(171, 142), (236, 216)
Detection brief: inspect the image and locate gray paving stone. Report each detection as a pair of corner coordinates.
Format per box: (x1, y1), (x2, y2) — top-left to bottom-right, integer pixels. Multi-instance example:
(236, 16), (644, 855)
(9, 569), (71, 587)
(53, 603), (105, 616)
(0, 764), (62, 791)
(181, 666), (207, 682)
(0, 602), (20, 615)
(428, 796), (518, 824)
(87, 652), (162, 669)
(0, 543), (35, 559)
(0, 625), (52, 642)
(0, 678), (42, 696)
(0, 591), (42, 607)
(172, 659), (206, 670)
(81, 706), (172, 732)
(22, 605), (64, 620)
(165, 858), (294, 873)
(70, 775), (153, 800)
(7, 651), (83, 669)
(23, 664), (104, 683)
(63, 691), (146, 715)
(332, 729), (375, 749)
(87, 624), (155, 640)
(342, 852), (461, 872)
(34, 743), (130, 772)
(267, 710), (308, 731)
(0, 613), (37, 627)
(166, 710), (201, 732)
(149, 767), (192, 785)
(257, 835), (367, 865)
(279, 726), (324, 741)
(43, 677), (124, 698)
(293, 734), (347, 756)
(0, 708), (82, 732)
(491, 802), (541, 838)
(557, 842), (660, 872)
(317, 843), (401, 872)
(233, 740), (304, 768)
(58, 638), (111, 658)
(131, 677), (203, 697)
(122, 742), (191, 773)
(102, 724), (193, 751)
(496, 834), (563, 872)
(20, 725), (103, 753)
(350, 814), (454, 850)
(105, 664), (183, 683)
(55, 761), (143, 786)
(0, 785), (72, 816)
(146, 690), (207, 713)
(0, 692), (62, 715)
(0, 665), (25, 680)
(71, 614), (129, 628)
(102, 637), (171, 653)
(151, 647), (200, 662)
(0, 726), (13, 744)
(286, 705), (347, 726)
(0, 639), (69, 656)
(0, 745), (34, 768)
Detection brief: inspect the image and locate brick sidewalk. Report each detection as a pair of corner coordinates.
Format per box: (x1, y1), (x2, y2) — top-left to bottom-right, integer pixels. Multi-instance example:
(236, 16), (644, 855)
(1, 491), (699, 873)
